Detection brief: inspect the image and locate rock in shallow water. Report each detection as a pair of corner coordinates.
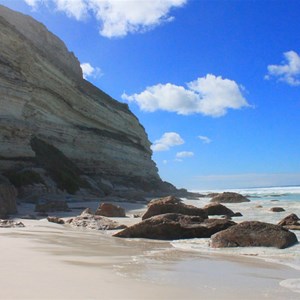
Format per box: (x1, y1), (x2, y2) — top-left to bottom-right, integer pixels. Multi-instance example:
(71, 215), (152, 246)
(142, 196), (207, 220)
(202, 203), (236, 217)
(210, 221), (298, 249)
(210, 192), (250, 203)
(278, 214), (300, 230)
(114, 213), (235, 240)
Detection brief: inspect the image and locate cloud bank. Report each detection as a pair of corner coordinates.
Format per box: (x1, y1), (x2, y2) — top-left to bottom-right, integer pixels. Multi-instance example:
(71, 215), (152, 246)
(122, 74), (249, 117)
(266, 50), (300, 86)
(24, 0), (187, 38)
(151, 132), (184, 152)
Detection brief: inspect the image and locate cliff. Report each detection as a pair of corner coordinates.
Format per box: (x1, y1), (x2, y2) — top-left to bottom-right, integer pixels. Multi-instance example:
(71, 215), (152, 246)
(0, 5), (169, 197)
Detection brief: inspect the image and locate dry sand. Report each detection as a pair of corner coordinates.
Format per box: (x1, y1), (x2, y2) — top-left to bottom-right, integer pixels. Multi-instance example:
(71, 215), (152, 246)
(0, 201), (299, 300)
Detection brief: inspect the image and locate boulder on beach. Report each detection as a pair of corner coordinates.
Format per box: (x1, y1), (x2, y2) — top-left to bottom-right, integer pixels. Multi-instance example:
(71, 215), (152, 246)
(210, 192), (250, 203)
(67, 209), (127, 230)
(95, 203), (126, 217)
(142, 195), (207, 220)
(210, 221), (298, 249)
(0, 219), (25, 228)
(147, 195), (182, 207)
(270, 207), (285, 212)
(202, 203), (236, 217)
(278, 214), (300, 230)
(114, 213), (235, 240)
(47, 216), (65, 225)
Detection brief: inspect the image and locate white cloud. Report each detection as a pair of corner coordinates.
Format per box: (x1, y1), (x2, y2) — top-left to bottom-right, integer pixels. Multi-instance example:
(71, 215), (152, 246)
(24, 0), (187, 38)
(122, 74), (249, 117)
(266, 50), (300, 86)
(176, 151), (194, 158)
(198, 135), (211, 144)
(24, 0), (39, 7)
(151, 132), (184, 152)
(80, 62), (102, 79)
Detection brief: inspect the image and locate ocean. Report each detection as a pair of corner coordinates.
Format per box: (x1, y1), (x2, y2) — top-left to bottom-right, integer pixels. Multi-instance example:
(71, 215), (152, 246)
(170, 186), (300, 294)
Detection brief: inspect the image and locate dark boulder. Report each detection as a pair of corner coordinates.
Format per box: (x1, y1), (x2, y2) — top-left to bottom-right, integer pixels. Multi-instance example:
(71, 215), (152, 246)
(278, 214), (300, 230)
(211, 192), (250, 203)
(270, 207), (285, 212)
(203, 203), (235, 217)
(114, 213), (235, 240)
(47, 216), (65, 224)
(210, 221), (298, 249)
(142, 196), (207, 220)
(95, 203), (126, 217)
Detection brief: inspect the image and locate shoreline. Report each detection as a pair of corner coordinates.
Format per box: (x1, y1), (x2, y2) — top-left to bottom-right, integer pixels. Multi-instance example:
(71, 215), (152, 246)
(1, 200), (300, 299)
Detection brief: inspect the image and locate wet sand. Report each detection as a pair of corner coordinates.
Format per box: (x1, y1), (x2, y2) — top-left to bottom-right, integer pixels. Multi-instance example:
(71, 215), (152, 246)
(0, 201), (299, 299)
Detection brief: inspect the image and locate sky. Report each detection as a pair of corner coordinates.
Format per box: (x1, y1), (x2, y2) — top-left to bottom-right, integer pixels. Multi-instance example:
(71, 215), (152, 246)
(1, 0), (300, 190)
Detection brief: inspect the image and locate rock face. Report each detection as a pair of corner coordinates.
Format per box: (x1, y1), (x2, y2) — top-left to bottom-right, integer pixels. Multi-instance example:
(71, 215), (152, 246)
(95, 203), (126, 217)
(211, 192), (250, 203)
(210, 221), (298, 249)
(0, 5), (161, 193)
(114, 213), (235, 240)
(0, 176), (17, 218)
(142, 196), (207, 220)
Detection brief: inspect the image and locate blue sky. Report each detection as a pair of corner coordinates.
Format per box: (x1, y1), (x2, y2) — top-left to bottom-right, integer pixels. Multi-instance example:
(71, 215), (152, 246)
(1, 0), (300, 190)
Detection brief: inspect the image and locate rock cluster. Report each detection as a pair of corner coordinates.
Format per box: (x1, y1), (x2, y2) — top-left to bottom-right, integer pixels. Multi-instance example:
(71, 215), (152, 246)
(142, 195), (207, 220)
(0, 219), (25, 228)
(66, 209), (126, 230)
(114, 213), (235, 240)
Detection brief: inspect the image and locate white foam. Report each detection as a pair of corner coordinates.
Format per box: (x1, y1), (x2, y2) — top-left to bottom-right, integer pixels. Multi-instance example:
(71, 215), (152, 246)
(280, 278), (300, 293)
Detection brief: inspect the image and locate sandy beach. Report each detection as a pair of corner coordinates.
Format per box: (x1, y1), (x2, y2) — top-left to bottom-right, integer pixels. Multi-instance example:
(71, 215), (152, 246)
(1, 200), (299, 300)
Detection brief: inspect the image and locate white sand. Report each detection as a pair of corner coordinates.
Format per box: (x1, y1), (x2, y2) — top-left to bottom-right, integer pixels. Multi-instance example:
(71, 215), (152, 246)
(0, 201), (299, 300)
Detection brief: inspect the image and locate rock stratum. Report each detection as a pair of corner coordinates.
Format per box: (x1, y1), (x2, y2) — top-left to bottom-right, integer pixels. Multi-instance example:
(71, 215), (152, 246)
(0, 5), (168, 196)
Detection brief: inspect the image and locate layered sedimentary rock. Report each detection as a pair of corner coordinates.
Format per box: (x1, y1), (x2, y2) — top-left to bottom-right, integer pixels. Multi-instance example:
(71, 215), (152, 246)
(0, 5), (160, 191)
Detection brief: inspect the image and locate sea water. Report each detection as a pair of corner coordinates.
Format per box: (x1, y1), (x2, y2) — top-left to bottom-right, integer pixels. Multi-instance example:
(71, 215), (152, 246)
(171, 186), (300, 293)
